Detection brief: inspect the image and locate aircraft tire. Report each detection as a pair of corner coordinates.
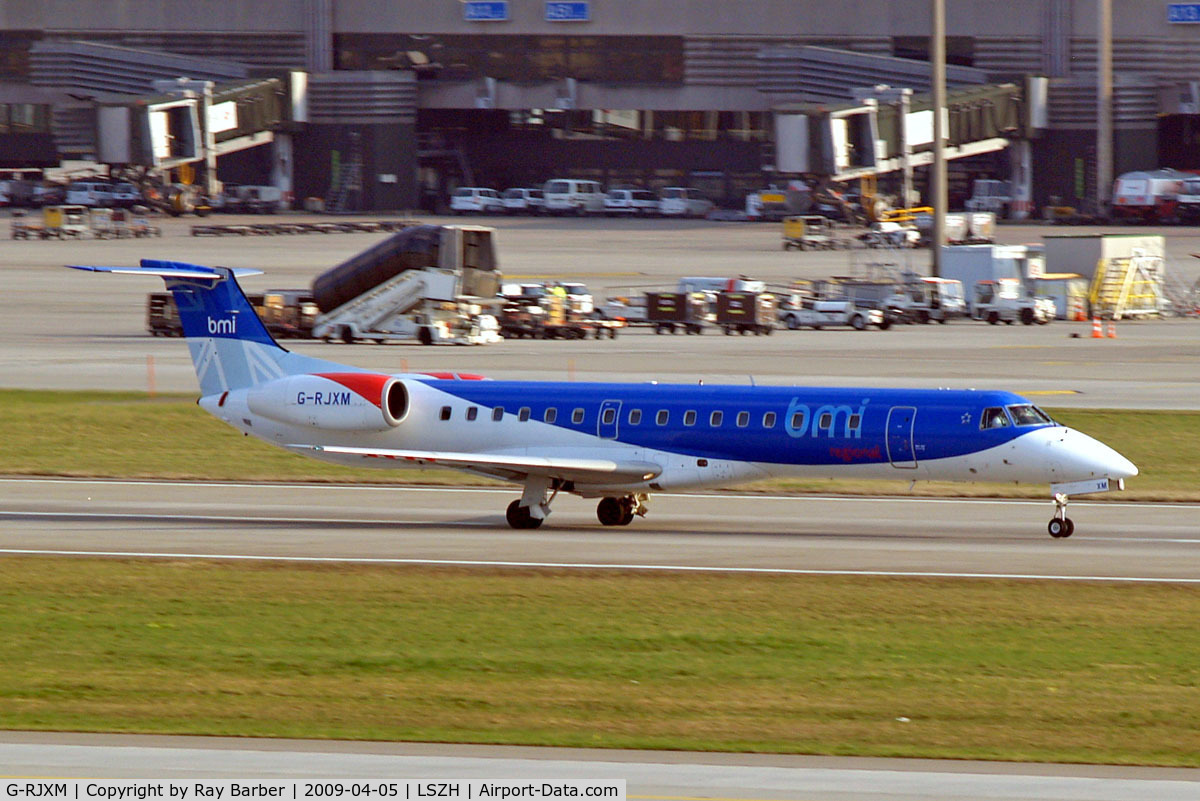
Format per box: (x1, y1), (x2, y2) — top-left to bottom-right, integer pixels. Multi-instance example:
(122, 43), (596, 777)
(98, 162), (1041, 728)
(597, 497), (624, 526)
(1048, 517), (1074, 538)
(507, 500), (542, 529)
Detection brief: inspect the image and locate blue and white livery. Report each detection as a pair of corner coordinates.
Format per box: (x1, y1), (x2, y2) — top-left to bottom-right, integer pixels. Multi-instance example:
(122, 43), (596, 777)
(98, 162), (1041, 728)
(70, 260), (1138, 537)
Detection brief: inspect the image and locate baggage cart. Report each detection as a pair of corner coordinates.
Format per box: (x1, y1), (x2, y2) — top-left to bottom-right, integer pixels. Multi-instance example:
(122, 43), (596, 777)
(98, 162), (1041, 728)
(645, 291), (708, 334)
(716, 291), (777, 335)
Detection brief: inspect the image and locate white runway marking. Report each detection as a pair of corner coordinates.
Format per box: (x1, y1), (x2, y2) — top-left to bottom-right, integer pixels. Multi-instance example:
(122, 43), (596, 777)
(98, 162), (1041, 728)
(4, 547), (1200, 584)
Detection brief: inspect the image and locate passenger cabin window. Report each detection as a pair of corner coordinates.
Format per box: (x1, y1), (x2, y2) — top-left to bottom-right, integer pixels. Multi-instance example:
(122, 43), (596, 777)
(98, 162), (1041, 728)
(492, 407), (504, 421)
(818, 413), (833, 431)
(466, 407), (478, 421)
(519, 407), (531, 421)
(683, 410), (697, 426)
(602, 408), (616, 425)
(572, 408), (585, 424)
(628, 409), (642, 425)
(544, 408), (557, 424)
(656, 410), (669, 425)
(736, 411), (749, 427)
(981, 407), (1010, 429)
(1008, 404), (1053, 426)
(763, 412), (777, 428)
(710, 410), (723, 427)
(790, 412), (804, 430)
(440, 406), (452, 421)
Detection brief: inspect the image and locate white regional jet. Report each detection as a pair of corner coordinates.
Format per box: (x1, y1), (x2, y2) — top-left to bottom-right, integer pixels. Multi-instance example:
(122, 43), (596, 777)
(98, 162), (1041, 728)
(71, 260), (1138, 537)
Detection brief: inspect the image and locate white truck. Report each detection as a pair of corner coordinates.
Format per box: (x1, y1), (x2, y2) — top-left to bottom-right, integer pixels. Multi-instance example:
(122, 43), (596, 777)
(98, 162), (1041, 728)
(971, 278), (1055, 325)
(311, 225), (503, 345)
(779, 298), (889, 330)
(886, 277), (967, 323)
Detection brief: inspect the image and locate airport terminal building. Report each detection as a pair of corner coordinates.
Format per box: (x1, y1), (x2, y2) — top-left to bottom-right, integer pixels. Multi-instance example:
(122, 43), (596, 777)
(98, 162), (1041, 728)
(2, 0), (1199, 211)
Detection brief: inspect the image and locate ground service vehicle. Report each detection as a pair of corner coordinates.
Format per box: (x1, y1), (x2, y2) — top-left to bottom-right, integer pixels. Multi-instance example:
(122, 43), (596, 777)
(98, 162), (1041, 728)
(1110, 169), (1187, 222)
(964, 179), (1012, 216)
(261, 290), (318, 338)
(450, 187), (504, 214)
(782, 215), (842, 250)
(645, 291), (708, 334)
(887, 276), (967, 323)
(76, 261), (1139, 537)
(604, 189), (659, 216)
(311, 225), (503, 345)
(779, 298), (888, 330)
(501, 188), (545, 214)
(658, 187), (713, 218)
(542, 179), (605, 214)
(598, 293), (648, 324)
(745, 188), (791, 221)
(219, 185), (286, 214)
(498, 283), (618, 339)
(972, 279), (1055, 325)
(1176, 175), (1200, 222)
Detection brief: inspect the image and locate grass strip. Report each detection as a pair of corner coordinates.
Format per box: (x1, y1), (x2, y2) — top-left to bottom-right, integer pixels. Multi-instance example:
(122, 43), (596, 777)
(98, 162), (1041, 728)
(0, 558), (1197, 765)
(1, 389), (1197, 499)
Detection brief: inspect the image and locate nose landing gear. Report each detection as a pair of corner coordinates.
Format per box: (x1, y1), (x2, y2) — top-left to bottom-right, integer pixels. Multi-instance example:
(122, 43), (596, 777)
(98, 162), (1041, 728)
(1048, 492), (1075, 538)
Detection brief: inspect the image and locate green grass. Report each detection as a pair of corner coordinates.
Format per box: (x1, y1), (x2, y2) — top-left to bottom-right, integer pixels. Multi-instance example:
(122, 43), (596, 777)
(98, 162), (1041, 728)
(1, 389), (1197, 499)
(1, 559), (1198, 765)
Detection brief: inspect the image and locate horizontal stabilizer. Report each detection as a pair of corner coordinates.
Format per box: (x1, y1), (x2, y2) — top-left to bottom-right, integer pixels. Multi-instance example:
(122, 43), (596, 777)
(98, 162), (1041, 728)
(67, 262), (263, 281)
(288, 444), (662, 484)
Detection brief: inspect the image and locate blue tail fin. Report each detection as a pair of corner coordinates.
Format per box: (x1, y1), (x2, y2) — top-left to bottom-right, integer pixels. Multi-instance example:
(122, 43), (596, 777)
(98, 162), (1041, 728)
(70, 259), (353, 395)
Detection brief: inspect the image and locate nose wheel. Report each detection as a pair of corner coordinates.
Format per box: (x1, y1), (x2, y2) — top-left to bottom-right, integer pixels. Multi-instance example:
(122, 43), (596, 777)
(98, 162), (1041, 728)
(597, 494), (648, 526)
(1048, 492), (1075, 538)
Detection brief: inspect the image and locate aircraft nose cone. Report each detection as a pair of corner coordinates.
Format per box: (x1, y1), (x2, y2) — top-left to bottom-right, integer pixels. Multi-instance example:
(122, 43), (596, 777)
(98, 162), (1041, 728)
(1060, 427), (1138, 480)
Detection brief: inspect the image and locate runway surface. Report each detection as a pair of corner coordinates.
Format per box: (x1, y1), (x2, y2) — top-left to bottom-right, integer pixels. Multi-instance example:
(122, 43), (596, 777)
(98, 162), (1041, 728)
(2, 479), (1198, 582)
(2, 733), (1199, 801)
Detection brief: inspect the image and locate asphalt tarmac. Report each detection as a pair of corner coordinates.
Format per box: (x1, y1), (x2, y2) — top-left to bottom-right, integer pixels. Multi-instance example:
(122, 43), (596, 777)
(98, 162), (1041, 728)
(2, 214), (1199, 407)
(2, 733), (1199, 801)
(2, 479), (1198, 580)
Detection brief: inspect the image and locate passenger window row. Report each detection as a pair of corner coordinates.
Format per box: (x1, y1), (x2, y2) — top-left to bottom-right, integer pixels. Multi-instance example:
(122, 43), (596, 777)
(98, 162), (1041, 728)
(438, 405), (779, 428)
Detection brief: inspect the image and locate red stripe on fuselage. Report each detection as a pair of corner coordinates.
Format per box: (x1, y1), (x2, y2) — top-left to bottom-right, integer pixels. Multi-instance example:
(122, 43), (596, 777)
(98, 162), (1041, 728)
(315, 372), (390, 408)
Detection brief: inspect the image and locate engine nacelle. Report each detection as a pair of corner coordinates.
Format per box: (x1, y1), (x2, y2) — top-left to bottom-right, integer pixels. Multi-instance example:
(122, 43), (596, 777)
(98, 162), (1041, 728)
(245, 373), (409, 430)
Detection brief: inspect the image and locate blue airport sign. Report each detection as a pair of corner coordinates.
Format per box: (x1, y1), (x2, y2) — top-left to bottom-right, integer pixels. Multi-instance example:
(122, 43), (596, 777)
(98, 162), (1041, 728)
(1168, 3), (1200, 22)
(464, 1), (509, 22)
(546, 1), (590, 21)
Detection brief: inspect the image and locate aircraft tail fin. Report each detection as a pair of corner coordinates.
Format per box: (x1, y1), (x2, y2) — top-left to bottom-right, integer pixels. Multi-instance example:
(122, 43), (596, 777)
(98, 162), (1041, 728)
(69, 260), (335, 395)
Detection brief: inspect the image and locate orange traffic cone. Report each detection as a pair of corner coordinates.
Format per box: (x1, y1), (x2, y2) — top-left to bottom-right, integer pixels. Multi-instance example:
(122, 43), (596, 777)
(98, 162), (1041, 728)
(1091, 317), (1103, 338)
(1107, 319), (1117, 338)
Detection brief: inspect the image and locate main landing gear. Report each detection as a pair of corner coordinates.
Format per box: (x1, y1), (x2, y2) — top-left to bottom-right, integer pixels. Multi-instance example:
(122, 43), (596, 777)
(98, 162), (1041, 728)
(504, 482), (650, 530)
(1048, 492), (1075, 538)
(596, 494), (648, 527)
(505, 476), (558, 530)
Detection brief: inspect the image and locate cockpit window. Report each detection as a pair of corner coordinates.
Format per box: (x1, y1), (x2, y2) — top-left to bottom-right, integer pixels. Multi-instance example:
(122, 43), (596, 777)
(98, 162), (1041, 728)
(981, 407), (1011, 429)
(1007, 404), (1053, 426)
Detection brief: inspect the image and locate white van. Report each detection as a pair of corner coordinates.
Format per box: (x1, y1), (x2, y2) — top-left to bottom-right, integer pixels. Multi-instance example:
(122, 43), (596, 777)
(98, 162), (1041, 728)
(449, 187), (503, 214)
(65, 181), (116, 207)
(659, 187), (714, 218)
(542, 179), (605, 215)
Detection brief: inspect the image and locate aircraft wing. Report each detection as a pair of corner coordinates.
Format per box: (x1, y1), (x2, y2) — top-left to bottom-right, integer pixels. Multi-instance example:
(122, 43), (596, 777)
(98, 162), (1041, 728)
(288, 444), (662, 484)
